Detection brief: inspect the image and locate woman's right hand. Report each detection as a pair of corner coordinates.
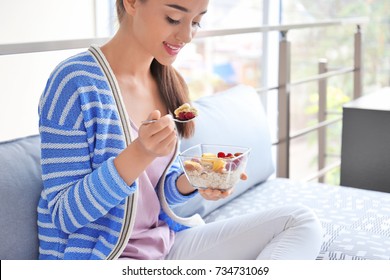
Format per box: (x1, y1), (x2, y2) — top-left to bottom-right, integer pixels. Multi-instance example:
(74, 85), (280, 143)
(137, 110), (177, 157)
(114, 110), (177, 185)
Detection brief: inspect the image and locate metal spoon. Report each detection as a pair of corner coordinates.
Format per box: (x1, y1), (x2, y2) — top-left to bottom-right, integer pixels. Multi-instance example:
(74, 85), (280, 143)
(141, 116), (196, 125)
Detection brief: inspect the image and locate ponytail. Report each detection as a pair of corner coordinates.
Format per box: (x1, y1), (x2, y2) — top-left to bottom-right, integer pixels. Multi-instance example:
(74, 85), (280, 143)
(150, 60), (195, 138)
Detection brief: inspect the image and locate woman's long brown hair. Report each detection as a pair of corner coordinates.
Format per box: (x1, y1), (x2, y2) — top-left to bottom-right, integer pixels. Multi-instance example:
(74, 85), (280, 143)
(116, 0), (195, 138)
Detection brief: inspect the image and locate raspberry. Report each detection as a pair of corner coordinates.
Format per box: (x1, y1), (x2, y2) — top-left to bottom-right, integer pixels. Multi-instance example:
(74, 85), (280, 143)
(233, 158), (242, 166)
(177, 112), (187, 120)
(226, 153), (233, 158)
(225, 162), (237, 171)
(217, 152), (226, 158)
(185, 112), (195, 120)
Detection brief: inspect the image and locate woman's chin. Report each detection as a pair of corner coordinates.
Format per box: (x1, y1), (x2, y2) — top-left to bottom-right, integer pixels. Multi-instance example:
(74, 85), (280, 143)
(155, 55), (177, 66)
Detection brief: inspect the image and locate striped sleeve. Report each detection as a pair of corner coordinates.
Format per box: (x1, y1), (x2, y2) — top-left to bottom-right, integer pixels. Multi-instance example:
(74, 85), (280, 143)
(39, 120), (136, 234)
(38, 54), (136, 234)
(163, 157), (198, 205)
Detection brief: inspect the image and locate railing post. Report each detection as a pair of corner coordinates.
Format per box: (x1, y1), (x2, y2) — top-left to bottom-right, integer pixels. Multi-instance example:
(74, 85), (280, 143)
(354, 24), (363, 99)
(277, 31), (291, 178)
(318, 59), (328, 183)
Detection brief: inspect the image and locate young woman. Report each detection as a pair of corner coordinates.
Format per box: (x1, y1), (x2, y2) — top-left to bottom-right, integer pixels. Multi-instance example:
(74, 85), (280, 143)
(37, 0), (323, 260)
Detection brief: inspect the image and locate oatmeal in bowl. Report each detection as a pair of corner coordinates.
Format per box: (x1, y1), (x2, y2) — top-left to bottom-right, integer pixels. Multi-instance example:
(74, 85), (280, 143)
(179, 144), (250, 190)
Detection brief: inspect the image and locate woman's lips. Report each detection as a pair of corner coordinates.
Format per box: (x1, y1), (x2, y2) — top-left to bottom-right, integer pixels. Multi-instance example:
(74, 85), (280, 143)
(163, 42), (182, 56)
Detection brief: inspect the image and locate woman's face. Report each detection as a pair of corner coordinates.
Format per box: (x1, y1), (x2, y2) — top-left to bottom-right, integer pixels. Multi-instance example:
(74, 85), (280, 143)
(130, 0), (209, 65)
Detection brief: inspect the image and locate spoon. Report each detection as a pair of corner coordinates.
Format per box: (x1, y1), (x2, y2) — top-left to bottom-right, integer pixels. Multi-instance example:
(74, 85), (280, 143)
(142, 103), (198, 125)
(141, 116), (196, 125)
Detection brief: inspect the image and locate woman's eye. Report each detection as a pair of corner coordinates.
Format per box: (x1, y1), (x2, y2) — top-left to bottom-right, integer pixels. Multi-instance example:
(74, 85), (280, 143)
(166, 16), (180, 25)
(166, 16), (202, 29)
(192, 21), (201, 28)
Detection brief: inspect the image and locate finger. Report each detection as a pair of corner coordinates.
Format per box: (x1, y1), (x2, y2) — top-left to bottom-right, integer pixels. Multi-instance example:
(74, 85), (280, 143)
(156, 130), (177, 153)
(198, 189), (218, 200)
(219, 188), (233, 198)
(145, 114), (175, 136)
(146, 110), (161, 121)
(240, 172), (248, 180)
(150, 122), (176, 145)
(161, 113), (174, 123)
(199, 188), (224, 200)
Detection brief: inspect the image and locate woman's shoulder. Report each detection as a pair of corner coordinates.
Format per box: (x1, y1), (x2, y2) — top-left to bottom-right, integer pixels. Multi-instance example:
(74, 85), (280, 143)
(50, 50), (102, 80)
(39, 49), (109, 126)
(42, 49), (107, 99)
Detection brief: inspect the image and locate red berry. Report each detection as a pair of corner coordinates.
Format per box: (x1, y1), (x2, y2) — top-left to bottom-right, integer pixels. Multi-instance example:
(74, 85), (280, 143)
(178, 112), (186, 120)
(233, 158), (242, 167)
(226, 153), (233, 158)
(185, 112), (195, 120)
(217, 152), (225, 158)
(225, 162), (237, 171)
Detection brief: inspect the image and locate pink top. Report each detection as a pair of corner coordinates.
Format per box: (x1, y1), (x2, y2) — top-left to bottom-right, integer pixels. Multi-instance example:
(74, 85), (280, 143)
(119, 121), (175, 260)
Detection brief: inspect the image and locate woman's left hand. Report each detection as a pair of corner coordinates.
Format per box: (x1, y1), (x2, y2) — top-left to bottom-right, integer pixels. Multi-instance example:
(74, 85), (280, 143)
(198, 188), (234, 201)
(198, 172), (248, 201)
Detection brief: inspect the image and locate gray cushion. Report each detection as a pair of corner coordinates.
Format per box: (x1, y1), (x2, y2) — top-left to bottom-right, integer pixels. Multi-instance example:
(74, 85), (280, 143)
(175, 85), (275, 218)
(0, 135), (41, 259)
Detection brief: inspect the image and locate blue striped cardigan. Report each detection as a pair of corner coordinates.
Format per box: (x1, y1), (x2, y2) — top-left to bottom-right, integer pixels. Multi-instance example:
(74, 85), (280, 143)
(37, 46), (204, 260)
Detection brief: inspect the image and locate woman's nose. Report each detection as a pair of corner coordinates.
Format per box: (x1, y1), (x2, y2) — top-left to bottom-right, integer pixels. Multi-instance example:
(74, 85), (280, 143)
(175, 24), (195, 44)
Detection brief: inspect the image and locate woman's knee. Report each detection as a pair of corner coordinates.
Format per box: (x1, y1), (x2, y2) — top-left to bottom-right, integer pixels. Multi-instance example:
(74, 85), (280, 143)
(291, 205), (323, 241)
(292, 204), (318, 219)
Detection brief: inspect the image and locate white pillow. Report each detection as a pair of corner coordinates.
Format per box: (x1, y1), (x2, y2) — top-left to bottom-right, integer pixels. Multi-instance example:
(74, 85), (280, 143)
(175, 84), (274, 218)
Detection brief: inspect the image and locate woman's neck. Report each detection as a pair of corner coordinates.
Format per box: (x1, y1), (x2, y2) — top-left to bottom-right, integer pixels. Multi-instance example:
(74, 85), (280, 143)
(101, 25), (153, 80)
(100, 25), (165, 127)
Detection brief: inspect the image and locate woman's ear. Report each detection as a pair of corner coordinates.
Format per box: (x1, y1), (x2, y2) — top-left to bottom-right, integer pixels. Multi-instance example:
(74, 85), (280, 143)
(123, 0), (137, 16)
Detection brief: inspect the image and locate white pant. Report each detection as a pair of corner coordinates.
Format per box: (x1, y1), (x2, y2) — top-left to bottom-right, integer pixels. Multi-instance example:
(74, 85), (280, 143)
(166, 205), (323, 260)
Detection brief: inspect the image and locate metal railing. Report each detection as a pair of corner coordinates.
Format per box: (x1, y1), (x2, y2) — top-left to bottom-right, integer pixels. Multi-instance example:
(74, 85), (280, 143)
(275, 21), (364, 181)
(0, 17), (368, 182)
(196, 18), (366, 181)
(199, 18), (367, 181)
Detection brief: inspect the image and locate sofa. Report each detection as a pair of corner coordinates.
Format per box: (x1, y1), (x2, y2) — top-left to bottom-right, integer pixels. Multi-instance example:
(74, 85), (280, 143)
(1, 85), (390, 260)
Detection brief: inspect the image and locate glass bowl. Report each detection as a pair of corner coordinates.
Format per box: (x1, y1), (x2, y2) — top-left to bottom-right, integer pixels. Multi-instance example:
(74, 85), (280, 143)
(179, 144), (251, 191)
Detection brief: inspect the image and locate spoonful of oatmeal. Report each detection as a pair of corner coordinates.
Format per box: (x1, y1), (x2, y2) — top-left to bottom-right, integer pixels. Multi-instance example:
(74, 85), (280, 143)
(142, 103), (198, 125)
(172, 103), (198, 123)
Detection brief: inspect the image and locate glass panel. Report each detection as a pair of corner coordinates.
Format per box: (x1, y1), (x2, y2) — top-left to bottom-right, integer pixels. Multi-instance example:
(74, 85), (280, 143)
(290, 83), (318, 133)
(290, 132), (318, 181)
(289, 26), (355, 82)
(289, 77), (350, 183)
(282, 0), (390, 92)
(175, 33), (263, 100)
(279, 5), (371, 182)
(324, 121), (343, 185)
(173, 0), (265, 99)
(290, 121), (342, 184)
(201, 0), (263, 29)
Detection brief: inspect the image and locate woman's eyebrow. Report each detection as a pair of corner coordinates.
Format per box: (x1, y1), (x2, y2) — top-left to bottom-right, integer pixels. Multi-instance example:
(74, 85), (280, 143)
(166, 4), (207, 15)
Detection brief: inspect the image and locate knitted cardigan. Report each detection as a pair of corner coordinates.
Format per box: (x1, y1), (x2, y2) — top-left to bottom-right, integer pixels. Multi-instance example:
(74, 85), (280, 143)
(37, 46), (204, 260)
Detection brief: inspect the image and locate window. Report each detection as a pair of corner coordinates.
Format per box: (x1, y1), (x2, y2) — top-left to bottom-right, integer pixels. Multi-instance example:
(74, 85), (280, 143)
(1, 0), (388, 186)
(281, 0), (390, 184)
(0, 0), (115, 141)
(174, 0), (267, 99)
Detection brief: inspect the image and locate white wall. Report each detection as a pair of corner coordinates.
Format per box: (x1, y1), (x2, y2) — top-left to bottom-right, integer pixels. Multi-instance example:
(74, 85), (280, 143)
(0, 0), (97, 141)
(0, 50), (86, 140)
(0, 0), (96, 43)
